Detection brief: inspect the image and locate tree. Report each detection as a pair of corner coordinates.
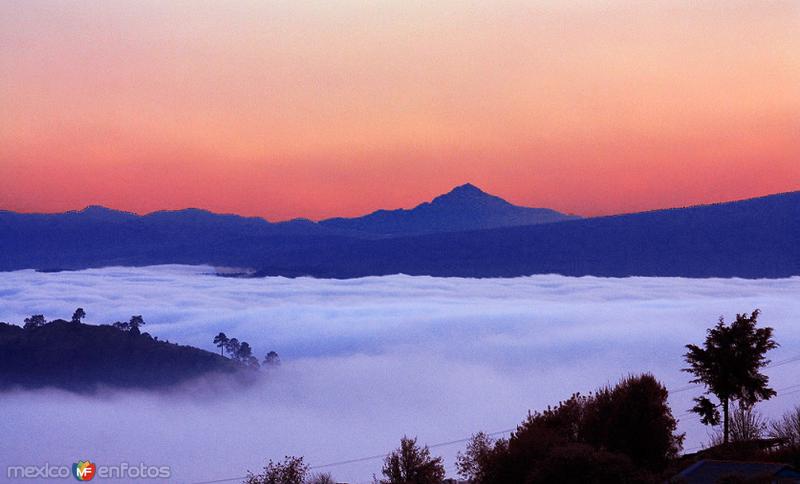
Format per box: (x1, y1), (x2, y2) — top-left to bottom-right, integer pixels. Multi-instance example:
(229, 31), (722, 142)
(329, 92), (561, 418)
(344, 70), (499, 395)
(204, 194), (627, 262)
(306, 473), (335, 484)
(710, 405), (767, 445)
(113, 321), (129, 331)
(684, 309), (778, 445)
(264, 351), (281, 367)
(225, 338), (241, 359)
(244, 456), (308, 484)
(378, 436), (445, 484)
(237, 341), (253, 361)
(456, 432), (496, 483)
(129, 315), (145, 335)
(235, 342), (259, 368)
(770, 405), (800, 448)
(525, 443), (639, 484)
(466, 374), (682, 483)
(580, 373), (683, 469)
(23, 314), (46, 329)
(71, 308), (86, 324)
(213, 332), (229, 356)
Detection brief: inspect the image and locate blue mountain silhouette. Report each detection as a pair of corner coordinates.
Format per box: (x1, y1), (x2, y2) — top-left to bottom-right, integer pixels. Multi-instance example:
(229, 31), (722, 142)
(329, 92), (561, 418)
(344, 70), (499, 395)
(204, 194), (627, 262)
(320, 183), (578, 235)
(1, 185), (798, 278)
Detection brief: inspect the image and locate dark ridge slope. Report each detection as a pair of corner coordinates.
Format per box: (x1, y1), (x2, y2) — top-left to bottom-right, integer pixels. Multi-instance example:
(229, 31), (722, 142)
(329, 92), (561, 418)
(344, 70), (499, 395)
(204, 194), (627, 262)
(0, 320), (245, 392)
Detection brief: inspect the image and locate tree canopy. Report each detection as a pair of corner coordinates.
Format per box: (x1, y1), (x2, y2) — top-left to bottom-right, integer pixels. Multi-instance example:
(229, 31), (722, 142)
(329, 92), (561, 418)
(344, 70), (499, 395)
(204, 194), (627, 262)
(684, 309), (778, 444)
(459, 374), (683, 483)
(245, 456), (309, 484)
(23, 314), (46, 329)
(378, 436), (446, 484)
(214, 332), (229, 356)
(71, 308), (86, 323)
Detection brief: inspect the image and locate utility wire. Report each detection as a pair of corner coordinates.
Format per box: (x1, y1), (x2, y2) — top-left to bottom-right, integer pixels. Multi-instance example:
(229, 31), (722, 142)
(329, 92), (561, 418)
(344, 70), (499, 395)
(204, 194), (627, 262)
(190, 428), (519, 484)
(191, 359), (800, 484)
(667, 353), (800, 396)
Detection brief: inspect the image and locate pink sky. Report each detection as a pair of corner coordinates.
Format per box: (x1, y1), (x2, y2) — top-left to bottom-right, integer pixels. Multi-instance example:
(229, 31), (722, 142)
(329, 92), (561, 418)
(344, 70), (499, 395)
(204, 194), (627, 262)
(1, 0), (798, 221)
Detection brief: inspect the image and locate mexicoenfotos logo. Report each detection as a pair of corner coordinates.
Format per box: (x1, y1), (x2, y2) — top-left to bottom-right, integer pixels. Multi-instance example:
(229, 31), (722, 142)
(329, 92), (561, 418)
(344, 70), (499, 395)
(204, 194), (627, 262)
(72, 460), (96, 481)
(6, 460), (170, 480)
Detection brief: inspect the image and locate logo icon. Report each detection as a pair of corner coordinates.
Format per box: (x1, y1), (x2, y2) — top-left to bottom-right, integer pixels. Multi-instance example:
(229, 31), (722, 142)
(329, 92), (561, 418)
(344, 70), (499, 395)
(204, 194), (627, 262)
(72, 460), (96, 481)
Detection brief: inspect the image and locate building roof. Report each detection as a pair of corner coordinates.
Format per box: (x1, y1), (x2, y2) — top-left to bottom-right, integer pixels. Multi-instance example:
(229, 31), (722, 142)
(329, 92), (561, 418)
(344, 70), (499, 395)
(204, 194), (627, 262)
(675, 459), (800, 483)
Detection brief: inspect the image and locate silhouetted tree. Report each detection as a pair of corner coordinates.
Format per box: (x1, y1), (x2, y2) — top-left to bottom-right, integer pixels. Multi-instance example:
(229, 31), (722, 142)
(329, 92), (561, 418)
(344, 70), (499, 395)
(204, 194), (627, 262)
(23, 314), (46, 329)
(378, 436), (445, 484)
(244, 456), (308, 484)
(769, 405), (800, 448)
(456, 432), (496, 483)
(213, 332), (229, 356)
(264, 351), (280, 367)
(129, 315), (145, 335)
(469, 374), (682, 483)
(226, 338), (241, 359)
(770, 405), (800, 448)
(71, 308), (86, 324)
(684, 309), (778, 445)
(237, 341), (253, 360)
(580, 373), (683, 469)
(500, 391), (592, 481)
(235, 342), (259, 368)
(710, 405), (767, 445)
(306, 473), (335, 484)
(525, 443), (640, 484)
(113, 321), (129, 331)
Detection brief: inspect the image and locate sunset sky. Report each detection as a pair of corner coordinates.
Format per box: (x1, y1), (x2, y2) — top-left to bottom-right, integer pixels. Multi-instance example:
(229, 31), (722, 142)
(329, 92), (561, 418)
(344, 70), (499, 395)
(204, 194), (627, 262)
(1, 0), (798, 221)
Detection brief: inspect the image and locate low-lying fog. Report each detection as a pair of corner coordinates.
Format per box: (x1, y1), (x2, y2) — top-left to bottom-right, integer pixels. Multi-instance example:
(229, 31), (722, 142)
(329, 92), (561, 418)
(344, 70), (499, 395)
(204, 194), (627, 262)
(2, 266), (799, 483)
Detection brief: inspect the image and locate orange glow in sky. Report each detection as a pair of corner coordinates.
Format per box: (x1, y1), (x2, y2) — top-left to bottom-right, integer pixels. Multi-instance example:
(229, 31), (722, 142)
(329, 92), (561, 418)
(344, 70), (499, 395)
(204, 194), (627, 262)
(1, 1), (798, 221)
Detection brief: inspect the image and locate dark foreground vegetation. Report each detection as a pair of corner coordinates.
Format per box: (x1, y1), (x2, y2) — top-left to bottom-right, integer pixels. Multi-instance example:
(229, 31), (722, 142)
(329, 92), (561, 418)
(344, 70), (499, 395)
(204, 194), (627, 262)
(242, 310), (800, 484)
(0, 308), (275, 392)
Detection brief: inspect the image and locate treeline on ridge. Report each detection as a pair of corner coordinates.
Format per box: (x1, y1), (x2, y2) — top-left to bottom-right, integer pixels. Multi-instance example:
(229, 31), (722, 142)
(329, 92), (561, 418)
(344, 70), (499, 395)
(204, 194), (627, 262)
(0, 308), (279, 392)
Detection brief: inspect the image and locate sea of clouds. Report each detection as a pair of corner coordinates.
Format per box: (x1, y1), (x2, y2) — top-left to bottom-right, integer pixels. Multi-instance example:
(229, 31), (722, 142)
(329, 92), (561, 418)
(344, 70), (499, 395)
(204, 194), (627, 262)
(1, 265), (800, 483)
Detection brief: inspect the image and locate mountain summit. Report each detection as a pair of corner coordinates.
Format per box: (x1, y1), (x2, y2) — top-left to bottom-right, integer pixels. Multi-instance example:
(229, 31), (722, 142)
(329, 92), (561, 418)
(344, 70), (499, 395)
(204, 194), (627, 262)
(429, 183), (517, 208)
(319, 183), (579, 236)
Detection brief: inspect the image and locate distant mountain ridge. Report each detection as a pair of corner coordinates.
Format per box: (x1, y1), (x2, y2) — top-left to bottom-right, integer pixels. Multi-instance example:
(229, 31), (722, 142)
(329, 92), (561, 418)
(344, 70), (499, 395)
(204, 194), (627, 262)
(319, 183), (579, 235)
(251, 190), (800, 279)
(1, 187), (798, 278)
(0, 183), (576, 238)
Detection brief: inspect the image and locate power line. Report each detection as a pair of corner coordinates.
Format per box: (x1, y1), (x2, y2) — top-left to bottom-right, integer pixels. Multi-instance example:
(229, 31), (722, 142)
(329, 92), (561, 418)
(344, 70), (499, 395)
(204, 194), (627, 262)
(192, 360), (800, 484)
(667, 353), (800, 396)
(190, 426), (519, 484)
(676, 383), (800, 420)
(190, 428), (520, 484)
(678, 385), (800, 455)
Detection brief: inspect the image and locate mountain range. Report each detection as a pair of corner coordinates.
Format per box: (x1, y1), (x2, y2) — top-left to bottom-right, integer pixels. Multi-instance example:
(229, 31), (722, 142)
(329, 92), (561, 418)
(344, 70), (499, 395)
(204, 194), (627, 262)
(1, 184), (798, 278)
(320, 183), (579, 236)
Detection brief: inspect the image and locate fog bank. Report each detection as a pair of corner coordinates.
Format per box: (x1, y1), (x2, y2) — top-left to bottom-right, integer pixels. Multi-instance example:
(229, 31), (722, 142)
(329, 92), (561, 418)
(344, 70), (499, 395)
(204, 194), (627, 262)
(1, 266), (799, 483)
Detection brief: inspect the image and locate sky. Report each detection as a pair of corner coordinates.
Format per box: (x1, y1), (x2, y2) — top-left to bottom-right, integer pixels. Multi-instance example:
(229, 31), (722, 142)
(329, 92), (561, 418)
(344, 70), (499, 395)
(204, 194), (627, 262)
(1, 0), (798, 221)
(2, 266), (800, 482)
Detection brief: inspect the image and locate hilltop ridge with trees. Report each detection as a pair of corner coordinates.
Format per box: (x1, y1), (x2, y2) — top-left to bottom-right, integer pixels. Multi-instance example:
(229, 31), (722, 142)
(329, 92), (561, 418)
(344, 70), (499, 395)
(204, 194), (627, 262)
(0, 308), (278, 392)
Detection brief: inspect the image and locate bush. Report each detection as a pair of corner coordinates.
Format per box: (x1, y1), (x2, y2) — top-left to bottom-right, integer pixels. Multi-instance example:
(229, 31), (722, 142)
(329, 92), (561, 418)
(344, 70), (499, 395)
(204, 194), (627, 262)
(461, 374), (682, 483)
(770, 405), (800, 447)
(525, 443), (645, 484)
(378, 436), (445, 484)
(245, 456), (308, 484)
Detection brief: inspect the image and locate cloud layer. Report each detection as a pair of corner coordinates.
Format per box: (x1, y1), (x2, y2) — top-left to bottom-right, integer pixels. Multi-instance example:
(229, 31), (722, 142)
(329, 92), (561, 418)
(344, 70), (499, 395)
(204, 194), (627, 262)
(2, 266), (800, 483)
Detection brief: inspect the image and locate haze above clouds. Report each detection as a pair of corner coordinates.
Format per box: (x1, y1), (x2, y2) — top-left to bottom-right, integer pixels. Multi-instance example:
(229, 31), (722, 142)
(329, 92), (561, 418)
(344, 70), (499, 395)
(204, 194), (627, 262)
(2, 266), (800, 483)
